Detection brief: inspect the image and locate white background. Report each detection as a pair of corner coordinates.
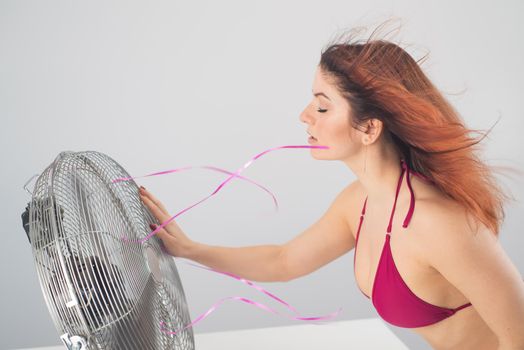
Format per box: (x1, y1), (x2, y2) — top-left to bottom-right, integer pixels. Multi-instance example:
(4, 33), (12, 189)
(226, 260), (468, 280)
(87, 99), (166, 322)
(1, 1), (523, 349)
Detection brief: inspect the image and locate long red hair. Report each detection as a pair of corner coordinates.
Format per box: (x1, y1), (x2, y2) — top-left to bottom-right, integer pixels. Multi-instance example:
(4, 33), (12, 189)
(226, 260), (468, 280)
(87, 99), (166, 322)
(319, 21), (520, 236)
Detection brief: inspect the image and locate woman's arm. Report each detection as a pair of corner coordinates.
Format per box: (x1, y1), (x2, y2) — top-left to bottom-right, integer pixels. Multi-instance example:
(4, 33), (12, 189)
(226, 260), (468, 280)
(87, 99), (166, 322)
(188, 243), (286, 282)
(188, 180), (358, 283)
(139, 180), (358, 284)
(140, 187), (286, 282)
(278, 181), (358, 282)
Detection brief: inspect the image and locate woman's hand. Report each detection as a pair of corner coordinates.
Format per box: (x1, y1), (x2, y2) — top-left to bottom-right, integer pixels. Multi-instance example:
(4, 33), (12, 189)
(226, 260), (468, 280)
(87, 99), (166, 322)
(138, 186), (196, 258)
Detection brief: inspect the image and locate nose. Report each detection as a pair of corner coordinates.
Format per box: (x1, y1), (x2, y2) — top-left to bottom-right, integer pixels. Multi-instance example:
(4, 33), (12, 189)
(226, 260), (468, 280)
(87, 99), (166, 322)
(299, 106), (314, 125)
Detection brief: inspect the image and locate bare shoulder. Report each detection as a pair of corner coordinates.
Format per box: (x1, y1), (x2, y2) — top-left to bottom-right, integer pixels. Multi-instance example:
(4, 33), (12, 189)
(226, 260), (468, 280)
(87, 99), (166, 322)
(328, 178), (362, 209)
(411, 195), (495, 259)
(339, 179), (363, 200)
(334, 179), (365, 240)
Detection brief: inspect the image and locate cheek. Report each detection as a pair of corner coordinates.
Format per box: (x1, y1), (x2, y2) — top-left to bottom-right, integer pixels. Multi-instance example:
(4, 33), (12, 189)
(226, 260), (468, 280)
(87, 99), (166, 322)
(324, 121), (352, 145)
(319, 121), (359, 158)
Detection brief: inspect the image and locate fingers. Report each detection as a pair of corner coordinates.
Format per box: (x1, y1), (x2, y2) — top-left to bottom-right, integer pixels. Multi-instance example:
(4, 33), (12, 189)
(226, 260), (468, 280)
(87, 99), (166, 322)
(141, 195), (170, 225)
(150, 223), (172, 242)
(139, 186), (169, 215)
(139, 188), (178, 235)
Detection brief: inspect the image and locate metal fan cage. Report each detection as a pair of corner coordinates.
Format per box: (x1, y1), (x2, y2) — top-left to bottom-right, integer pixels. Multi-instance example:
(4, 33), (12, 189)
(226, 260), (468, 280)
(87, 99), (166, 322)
(24, 150), (195, 350)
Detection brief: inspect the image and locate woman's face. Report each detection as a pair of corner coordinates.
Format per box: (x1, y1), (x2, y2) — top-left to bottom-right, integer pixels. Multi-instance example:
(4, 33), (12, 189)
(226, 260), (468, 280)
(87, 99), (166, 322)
(299, 66), (363, 161)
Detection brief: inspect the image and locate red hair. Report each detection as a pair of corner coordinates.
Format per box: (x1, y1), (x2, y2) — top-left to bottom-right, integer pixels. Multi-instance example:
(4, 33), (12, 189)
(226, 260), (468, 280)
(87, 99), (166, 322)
(319, 21), (520, 236)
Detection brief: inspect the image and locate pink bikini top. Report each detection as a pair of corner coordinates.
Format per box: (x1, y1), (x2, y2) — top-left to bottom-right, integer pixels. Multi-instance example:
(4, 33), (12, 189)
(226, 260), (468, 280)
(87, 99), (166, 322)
(353, 159), (472, 328)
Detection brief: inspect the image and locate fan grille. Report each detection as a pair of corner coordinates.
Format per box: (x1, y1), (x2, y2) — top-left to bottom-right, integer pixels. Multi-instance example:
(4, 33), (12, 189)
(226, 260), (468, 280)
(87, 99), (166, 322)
(28, 151), (194, 349)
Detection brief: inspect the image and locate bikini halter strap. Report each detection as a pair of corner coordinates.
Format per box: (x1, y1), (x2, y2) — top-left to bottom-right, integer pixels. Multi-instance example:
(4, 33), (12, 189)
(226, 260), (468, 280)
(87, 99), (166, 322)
(386, 159), (415, 234)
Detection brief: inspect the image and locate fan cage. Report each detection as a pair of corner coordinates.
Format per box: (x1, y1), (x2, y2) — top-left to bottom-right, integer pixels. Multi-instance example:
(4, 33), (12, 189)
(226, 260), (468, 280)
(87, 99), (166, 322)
(27, 151), (195, 350)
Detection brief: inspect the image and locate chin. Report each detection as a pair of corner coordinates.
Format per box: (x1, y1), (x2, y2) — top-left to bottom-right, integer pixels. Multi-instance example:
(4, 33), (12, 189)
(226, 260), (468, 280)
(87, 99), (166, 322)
(310, 147), (334, 160)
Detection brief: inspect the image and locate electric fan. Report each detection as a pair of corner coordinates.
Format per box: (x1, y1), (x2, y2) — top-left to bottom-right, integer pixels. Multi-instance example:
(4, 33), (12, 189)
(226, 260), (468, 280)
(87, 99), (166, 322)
(21, 150), (195, 350)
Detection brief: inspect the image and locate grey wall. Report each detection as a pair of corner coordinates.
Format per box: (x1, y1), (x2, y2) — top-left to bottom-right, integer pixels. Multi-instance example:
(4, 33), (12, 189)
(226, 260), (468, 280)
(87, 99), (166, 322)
(1, 1), (523, 349)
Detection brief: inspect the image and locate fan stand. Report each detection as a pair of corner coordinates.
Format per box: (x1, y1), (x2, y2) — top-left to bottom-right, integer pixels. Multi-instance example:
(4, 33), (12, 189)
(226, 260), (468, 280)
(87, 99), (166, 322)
(60, 333), (88, 350)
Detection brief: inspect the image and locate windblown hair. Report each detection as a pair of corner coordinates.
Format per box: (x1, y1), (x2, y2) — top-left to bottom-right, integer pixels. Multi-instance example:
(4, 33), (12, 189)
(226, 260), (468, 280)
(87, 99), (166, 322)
(319, 20), (519, 236)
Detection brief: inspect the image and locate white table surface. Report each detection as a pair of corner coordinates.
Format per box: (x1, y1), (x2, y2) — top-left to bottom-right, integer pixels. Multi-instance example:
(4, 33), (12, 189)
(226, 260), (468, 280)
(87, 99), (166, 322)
(14, 318), (408, 349)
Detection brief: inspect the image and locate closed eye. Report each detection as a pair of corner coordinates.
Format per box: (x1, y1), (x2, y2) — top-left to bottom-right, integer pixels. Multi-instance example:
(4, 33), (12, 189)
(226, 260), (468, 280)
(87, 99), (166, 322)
(317, 108), (327, 113)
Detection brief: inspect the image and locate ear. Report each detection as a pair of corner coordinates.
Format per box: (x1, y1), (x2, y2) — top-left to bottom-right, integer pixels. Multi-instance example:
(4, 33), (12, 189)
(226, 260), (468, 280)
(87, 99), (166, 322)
(362, 118), (383, 145)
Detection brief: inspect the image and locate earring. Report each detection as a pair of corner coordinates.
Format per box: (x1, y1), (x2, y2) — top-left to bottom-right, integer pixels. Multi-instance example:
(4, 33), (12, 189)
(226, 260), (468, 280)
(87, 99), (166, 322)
(364, 144), (367, 173)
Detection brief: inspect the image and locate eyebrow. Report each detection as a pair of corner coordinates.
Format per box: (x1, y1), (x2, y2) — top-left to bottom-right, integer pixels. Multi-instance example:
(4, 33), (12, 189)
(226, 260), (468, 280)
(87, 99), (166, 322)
(313, 91), (331, 101)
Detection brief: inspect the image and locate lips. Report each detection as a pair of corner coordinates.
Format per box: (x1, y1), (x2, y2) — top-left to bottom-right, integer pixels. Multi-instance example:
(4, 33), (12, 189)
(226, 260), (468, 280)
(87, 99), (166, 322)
(307, 132), (317, 144)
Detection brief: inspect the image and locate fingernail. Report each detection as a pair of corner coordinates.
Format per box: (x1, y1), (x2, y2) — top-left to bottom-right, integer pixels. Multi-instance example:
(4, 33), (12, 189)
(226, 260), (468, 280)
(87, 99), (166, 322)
(149, 223), (157, 229)
(140, 186), (146, 190)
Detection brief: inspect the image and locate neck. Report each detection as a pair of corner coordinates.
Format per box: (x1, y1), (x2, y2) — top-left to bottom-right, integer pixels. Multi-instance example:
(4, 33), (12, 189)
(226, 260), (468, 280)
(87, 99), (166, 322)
(343, 142), (405, 205)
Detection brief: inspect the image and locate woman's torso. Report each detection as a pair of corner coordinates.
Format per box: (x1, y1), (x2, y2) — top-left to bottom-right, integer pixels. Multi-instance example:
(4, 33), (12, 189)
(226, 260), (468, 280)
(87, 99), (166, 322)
(346, 176), (499, 350)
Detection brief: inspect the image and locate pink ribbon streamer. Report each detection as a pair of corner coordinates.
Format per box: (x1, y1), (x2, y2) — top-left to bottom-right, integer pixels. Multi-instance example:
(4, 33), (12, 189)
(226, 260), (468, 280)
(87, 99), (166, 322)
(153, 242), (342, 334)
(114, 144), (340, 335)
(156, 258), (342, 335)
(160, 295), (342, 336)
(113, 165), (280, 212)
(183, 260), (302, 315)
(119, 145), (328, 244)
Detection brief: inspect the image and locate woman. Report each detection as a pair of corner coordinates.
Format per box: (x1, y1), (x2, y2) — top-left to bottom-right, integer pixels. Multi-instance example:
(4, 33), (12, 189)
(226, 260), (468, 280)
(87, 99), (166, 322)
(139, 26), (524, 349)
